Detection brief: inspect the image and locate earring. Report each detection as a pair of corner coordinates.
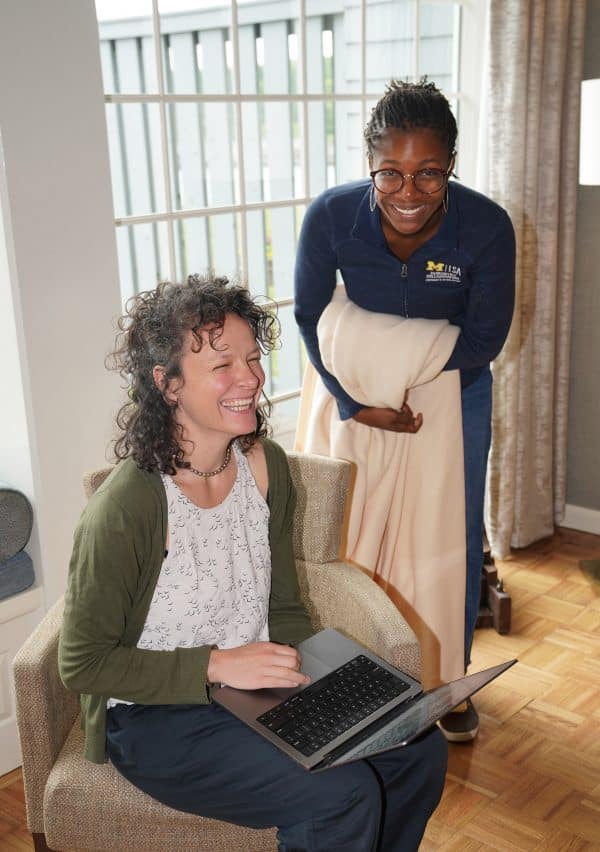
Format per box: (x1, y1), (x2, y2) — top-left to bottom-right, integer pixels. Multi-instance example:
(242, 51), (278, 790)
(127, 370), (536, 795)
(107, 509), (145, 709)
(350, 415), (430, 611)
(369, 183), (377, 213)
(442, 186), (449, 213)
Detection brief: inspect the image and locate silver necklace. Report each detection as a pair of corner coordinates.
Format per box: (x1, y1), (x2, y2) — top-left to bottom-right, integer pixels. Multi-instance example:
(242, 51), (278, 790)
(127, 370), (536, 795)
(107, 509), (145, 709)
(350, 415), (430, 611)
(188, 443), (232, 478)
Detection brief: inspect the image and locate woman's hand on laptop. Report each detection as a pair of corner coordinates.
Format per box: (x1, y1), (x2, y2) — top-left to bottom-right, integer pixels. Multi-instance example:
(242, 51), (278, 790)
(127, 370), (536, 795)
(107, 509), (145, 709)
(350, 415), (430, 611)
(208, 642), (311, 690)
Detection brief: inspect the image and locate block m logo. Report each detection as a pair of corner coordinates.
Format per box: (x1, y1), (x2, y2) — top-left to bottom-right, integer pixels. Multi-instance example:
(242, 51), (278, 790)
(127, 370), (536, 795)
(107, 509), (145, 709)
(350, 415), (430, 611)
(426, 261), (445, 272)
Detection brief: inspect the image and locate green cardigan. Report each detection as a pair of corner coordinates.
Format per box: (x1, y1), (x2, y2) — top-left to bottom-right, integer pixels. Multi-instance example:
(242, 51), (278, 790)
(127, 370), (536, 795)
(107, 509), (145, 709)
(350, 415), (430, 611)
(59, 438), (314, 763)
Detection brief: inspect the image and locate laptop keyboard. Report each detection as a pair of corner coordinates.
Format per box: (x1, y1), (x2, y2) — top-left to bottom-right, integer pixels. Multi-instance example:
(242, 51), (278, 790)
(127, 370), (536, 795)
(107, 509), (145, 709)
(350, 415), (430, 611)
(256, 654), (411, 757)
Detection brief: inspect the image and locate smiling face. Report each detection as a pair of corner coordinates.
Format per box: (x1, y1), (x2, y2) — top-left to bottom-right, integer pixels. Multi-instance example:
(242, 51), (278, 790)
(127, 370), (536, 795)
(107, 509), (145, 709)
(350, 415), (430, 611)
(370, 126), (453, 250)
(159, 312), (265, 450)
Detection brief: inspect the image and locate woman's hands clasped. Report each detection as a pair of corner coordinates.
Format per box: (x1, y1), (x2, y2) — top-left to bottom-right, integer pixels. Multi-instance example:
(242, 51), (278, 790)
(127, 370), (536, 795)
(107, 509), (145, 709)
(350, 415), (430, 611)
(207, 642), (310, 690)
(352, 391), (423, 433)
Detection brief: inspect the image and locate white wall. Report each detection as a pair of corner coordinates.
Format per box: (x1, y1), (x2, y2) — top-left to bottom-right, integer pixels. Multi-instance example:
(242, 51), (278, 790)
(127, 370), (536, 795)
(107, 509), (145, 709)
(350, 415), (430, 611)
(0, 167), (34, 526)
(0, 0), (123, 608)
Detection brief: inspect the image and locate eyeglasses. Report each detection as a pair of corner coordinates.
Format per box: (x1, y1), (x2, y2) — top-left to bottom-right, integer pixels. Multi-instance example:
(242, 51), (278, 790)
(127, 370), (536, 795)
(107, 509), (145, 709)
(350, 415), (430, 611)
(370, 167), (453, 195)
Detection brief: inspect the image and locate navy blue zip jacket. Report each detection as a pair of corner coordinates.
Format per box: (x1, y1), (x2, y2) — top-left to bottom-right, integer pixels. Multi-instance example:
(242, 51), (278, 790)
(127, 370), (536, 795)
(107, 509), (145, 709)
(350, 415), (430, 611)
(294, 179), (516, 420)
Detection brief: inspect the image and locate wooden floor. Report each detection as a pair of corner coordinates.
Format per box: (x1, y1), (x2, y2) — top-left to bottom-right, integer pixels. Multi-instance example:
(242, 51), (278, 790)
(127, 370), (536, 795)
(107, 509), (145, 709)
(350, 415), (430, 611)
(423, 527), (600, 851)
(1, 527), (599, 851)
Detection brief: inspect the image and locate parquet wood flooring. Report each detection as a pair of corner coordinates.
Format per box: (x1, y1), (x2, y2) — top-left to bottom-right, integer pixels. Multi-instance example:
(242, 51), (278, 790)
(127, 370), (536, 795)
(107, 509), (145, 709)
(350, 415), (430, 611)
(423, 527), (600, 851)
(1, 527), (599, 851)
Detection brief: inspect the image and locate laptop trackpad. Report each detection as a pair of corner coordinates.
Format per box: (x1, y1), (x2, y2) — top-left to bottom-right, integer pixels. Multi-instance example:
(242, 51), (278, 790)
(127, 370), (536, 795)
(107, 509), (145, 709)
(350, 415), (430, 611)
(270, 648), (331, 699)
(300, 647), (332, 681)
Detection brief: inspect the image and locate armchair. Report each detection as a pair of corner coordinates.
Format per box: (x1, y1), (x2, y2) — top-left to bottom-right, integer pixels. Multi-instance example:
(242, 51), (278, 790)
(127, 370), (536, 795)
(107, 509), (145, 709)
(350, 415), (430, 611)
(13, 451), (420, 851)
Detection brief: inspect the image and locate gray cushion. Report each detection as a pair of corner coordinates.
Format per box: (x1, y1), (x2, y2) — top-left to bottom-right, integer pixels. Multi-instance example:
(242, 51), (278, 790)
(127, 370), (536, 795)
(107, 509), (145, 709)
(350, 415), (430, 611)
(0, 550), (35, 601)
(0, 483), (33, 560)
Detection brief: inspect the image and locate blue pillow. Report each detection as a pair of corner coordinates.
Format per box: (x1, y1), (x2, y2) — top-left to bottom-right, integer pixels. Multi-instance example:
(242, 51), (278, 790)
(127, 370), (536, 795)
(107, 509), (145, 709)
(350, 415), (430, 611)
(0, 550), (35, 602)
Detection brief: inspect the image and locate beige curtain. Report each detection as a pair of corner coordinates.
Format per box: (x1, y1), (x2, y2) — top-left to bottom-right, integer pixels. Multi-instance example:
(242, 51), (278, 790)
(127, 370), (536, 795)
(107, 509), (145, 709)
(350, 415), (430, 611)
(484, 0), (586, 558)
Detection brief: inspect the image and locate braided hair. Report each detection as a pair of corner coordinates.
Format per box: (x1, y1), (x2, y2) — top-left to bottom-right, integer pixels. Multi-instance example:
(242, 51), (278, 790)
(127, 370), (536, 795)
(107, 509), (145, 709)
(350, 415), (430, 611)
(364, 78), (457, 161)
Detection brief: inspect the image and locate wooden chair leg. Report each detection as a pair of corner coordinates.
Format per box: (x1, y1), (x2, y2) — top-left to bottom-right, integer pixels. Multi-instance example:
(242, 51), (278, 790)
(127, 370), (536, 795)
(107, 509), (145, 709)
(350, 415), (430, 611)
(32, 832), (56, 852)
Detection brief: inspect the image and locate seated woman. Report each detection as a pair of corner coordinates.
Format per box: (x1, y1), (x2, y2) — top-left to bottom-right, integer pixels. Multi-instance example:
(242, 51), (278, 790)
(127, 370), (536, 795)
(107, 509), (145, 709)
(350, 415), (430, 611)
(59, 274), (447, 852)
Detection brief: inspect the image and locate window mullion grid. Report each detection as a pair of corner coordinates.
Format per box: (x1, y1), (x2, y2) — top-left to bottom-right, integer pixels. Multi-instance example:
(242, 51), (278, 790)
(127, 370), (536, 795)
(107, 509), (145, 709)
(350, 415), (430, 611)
(101, 1), (477, 436)
(452, 3), (462, 130)
(270, 388), (303, 406)
(299, 0), (309, 202)
(291, 0), (309, 416)
(151, 0), (176, 281)
(106, 92), (382, 104)
(230, 0), (249, 279)
(414, 0), (421, 81)
(115, 196), (316, 227)
(360, 0), (367, 136)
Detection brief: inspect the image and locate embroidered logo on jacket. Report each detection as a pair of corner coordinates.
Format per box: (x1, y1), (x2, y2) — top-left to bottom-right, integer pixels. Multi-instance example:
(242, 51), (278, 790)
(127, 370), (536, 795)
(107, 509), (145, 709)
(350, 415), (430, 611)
(425, 260), (463, 285)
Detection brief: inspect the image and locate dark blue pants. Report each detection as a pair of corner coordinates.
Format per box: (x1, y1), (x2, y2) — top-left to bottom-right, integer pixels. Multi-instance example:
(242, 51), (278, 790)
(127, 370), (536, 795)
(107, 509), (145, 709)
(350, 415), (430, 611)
(461, 367), (493, 667)
(107, 702), (447, 852)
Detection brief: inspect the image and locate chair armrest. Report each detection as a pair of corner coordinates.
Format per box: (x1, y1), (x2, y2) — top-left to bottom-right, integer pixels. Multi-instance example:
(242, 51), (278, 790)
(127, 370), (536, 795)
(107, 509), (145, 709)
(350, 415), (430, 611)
(13, 597), (79, 833)
(296, 559), (421, 680)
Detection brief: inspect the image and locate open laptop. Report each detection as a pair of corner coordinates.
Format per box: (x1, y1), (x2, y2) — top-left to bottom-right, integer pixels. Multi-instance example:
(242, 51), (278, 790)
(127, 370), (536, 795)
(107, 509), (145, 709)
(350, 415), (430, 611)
(212, 628), (516, 773)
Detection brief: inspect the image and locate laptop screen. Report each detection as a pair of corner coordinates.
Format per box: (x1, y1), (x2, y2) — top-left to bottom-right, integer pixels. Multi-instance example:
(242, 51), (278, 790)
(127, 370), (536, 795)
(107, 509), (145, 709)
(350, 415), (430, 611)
(319, 659), (516, 770)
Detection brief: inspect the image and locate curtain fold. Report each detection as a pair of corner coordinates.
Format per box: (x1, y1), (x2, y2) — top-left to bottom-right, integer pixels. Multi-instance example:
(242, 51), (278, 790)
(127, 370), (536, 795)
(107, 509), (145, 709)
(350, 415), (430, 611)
(484, 0), (586, 557)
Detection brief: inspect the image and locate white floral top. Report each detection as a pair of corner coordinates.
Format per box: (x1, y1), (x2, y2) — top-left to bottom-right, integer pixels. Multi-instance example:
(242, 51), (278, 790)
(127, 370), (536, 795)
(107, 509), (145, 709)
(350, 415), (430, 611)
(108, 440), (271, 707)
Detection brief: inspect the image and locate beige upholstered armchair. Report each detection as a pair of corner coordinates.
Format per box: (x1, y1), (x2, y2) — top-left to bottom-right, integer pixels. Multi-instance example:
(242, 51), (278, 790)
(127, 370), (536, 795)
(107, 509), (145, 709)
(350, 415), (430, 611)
(13, 452), (420, 852)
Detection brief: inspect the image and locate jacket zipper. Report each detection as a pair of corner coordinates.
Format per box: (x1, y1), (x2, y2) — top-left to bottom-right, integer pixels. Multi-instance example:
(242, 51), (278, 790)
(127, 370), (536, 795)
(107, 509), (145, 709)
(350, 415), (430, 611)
(401, 263), (408, 317)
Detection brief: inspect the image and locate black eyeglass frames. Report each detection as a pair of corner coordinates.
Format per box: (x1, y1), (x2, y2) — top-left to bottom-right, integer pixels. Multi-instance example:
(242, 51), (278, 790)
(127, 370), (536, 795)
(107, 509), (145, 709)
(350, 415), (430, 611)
(370, 167), (454, 195)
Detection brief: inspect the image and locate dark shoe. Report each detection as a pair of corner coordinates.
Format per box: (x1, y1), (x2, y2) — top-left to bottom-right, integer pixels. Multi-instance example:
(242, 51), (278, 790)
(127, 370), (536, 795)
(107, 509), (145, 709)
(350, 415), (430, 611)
(438, 698), (479, 742)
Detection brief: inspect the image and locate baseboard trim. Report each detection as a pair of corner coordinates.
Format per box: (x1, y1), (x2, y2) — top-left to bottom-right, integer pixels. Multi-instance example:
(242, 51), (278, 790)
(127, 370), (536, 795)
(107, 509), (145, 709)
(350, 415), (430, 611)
(560, 504), (600, 535)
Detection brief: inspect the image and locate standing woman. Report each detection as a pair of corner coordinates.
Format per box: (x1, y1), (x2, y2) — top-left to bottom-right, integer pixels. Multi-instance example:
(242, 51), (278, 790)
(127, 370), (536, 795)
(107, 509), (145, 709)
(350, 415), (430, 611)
(294, 80), (515, 741)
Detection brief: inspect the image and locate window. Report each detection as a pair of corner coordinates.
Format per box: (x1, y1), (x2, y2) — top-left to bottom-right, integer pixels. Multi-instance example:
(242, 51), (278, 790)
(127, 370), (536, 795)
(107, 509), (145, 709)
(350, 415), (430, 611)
(96, 0), (485, 442)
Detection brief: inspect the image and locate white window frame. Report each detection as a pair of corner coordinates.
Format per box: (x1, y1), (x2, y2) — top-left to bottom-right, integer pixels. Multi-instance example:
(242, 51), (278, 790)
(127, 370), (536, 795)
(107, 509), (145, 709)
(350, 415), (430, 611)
(100, 0), (487, 435)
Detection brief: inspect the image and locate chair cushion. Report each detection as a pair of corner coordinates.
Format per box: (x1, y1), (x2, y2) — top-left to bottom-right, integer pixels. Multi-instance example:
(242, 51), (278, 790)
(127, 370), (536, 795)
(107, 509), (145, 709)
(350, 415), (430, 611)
(45, 721), (277, 851)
